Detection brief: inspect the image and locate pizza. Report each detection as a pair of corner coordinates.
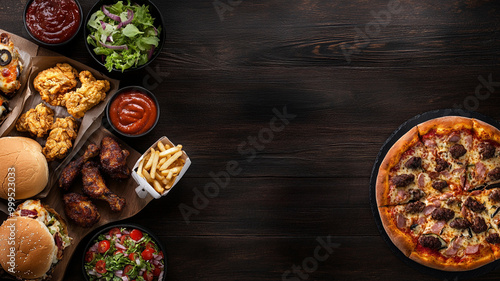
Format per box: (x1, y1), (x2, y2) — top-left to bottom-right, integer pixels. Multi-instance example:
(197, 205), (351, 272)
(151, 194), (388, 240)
(376, 116), (500, 271)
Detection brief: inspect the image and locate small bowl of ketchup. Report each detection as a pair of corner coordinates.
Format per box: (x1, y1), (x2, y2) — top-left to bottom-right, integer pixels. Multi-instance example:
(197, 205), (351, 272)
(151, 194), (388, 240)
(106, 86), (160, 137)
(23, 0), (83, 46)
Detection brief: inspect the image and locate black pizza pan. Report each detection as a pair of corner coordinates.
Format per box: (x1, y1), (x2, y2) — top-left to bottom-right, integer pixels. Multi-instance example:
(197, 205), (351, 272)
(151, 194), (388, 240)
(369, 109), (500, 280)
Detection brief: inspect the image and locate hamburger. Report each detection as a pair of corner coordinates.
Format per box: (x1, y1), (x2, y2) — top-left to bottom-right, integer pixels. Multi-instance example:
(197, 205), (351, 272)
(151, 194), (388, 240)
(0, 200), (71, 280)
(0, 136), (49, 200)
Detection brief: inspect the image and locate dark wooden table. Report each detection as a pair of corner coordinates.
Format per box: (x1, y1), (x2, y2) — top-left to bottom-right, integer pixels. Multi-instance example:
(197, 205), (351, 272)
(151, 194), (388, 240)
(2, 0), (500, 280)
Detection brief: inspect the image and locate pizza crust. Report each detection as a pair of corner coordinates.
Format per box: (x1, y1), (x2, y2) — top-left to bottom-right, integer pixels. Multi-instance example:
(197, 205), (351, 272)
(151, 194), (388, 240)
(376, 126), (420, 206)
(409, 246), (495, 272)
(378, 206), (416, 256)
(417, 116), (474, 136)
(473, 119), (500, 144)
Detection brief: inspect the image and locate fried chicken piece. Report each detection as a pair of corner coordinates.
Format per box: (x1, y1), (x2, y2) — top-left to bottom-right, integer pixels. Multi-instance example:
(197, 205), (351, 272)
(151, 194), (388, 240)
(63, 193), (100, 228)
(43, 116), (79, 162)
(82, 161), (125, 212)
(15, 103), (54, 137)
(58, 143), (100, 191)
(100, 136), (131, 179)
(34, 63), (78, 106)
(62, 71), (110, 119)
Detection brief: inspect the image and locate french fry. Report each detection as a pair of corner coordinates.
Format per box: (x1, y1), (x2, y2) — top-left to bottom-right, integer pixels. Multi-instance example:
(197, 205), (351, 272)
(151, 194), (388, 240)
(142, 169), (153, 184)
(166, 169), (174, 180)
(161, 178), (168, 186)
(159, 145), (182, 158)
(137, 158), (145, 177)
(160, 166), (182, 176)
(153, 180), (165, 194)
(164, 179), (174, 190)
(159, 151), (183, 170)
(144, 148), (156, 170)
(157, 141), (166, 152)
(150, 150), (160, 180)
(155, 171), (165, 181)
(158, 157), (167, 167)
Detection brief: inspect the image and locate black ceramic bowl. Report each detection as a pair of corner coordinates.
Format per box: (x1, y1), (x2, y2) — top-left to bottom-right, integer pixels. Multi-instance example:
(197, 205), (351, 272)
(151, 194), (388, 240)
(84, 0), (165, 74)
(106, 86), (160, 138)
(82, 223), (167, 281)
(23, 0), (83, 47)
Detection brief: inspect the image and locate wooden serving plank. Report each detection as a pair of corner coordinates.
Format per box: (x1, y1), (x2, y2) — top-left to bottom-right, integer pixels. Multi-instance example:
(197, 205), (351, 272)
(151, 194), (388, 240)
(45, 127), (154, 281)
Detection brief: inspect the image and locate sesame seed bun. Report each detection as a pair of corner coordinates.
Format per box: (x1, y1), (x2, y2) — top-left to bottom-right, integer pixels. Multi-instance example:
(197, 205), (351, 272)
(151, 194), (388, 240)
(0, 136), (49, 200)
(0, 216), (57, 279)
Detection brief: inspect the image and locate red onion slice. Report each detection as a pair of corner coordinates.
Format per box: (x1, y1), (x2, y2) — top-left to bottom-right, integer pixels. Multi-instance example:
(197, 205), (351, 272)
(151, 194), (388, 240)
(100, 40), (128, 50)
(117, 9), (134, 29)
(102, 5), (121, 22)
(148, 46), (155, 60)
(115, 242), (127, 250)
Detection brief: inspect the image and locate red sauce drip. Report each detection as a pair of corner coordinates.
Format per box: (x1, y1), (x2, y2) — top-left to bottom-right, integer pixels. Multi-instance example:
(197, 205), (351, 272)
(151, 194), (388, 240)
(25, 0), (81, 44)
(109, 90), (157, 135)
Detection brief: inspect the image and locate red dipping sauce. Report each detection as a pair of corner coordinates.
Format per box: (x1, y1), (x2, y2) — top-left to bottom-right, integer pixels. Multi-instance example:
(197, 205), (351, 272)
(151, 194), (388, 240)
(109, 90), (158, 136)
(25, 0), (81, 44)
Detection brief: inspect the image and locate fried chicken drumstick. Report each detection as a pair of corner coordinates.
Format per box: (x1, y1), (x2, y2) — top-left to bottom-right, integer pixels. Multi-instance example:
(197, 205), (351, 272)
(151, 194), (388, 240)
(82, 161), (125, 212)
(58, 143), (100, 191)
(100, 136), (131, 179)
(63, 193), (100, 227)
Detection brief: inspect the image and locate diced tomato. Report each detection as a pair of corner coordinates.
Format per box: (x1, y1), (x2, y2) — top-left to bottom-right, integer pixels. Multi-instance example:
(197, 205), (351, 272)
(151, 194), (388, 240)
(158, 251), (164, 259)
(144, 241), (156, 250)
(109, 227), (121, 236)
(129, 252), (137, 261)
(143, 271), (154, 281)
(114, 249), (124, 255)
(95, 260), (106, 274)
(130, 229), (143, 241)
(120, 234), (129, 244)
(141, 248), (155, 260)
(98, 240), (111, 254)
(152, 265), (161, 277)
(123, 265), (134, 276)
(85, 251), (96, 263)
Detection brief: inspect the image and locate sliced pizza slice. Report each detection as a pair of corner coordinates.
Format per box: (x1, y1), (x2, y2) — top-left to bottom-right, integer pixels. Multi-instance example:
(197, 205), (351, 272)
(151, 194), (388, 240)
(462, 188), (500, 259)
(378, 202), (431, 256)
(466, 119), (500, 189)
(410, 192), (495, 271)
(417, 116), (474, 192)
(377, 127), (439, 206)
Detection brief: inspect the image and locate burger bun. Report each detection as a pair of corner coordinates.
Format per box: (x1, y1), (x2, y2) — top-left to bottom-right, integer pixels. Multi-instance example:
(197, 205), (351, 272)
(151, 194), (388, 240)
(0, 137), (49, 200)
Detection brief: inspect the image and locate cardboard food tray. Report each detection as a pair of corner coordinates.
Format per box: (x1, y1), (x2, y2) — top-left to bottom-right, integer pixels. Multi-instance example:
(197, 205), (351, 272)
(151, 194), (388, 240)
(0, 30), (154, 280)
(133, 136), (192, 199)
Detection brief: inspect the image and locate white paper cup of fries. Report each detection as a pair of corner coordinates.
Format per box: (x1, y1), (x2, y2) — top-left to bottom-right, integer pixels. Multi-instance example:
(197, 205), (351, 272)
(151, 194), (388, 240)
(132, 136), (191, 199)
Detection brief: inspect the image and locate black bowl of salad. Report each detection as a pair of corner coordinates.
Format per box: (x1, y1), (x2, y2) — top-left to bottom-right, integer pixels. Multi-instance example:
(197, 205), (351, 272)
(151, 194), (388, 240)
(84, 0), (165, 74)
(82, 224), (166, 281)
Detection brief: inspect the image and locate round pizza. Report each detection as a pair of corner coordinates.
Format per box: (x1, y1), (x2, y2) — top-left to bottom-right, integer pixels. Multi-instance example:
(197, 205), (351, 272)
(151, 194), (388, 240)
(376, 116), (500, 271)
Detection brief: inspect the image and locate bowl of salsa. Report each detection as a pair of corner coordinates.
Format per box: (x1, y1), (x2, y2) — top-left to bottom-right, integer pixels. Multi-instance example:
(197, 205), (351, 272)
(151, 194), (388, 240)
(23, 0), (83, 46)
(106, 86), (160, 137)
(82, 224), (166, 281)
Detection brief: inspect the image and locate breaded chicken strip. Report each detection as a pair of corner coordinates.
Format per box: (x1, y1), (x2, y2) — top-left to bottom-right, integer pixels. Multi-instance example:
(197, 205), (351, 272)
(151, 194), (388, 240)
(63, 71), (110, 119)
(43, 116), (79, 162)
(16, 103), (54, 138)
(34, 63), (78, 106)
